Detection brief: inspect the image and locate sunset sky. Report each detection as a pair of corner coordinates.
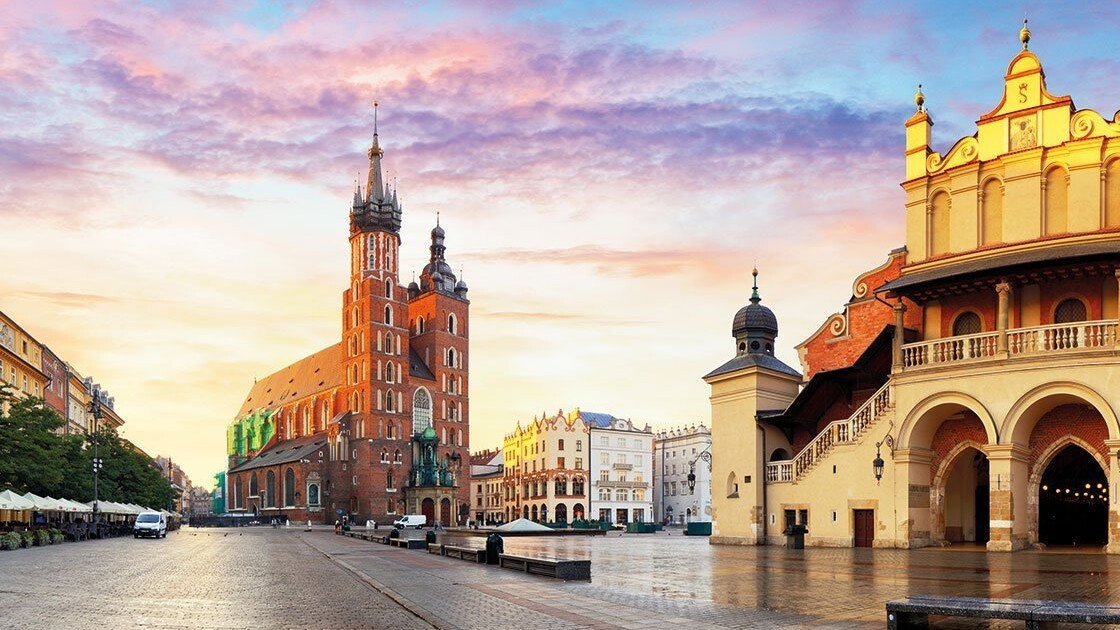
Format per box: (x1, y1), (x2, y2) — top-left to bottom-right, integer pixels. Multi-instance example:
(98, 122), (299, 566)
(4, 1), (1120, 488)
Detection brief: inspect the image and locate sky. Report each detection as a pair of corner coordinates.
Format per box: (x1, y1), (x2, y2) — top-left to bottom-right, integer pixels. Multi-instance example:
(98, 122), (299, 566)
(3, 0), (1119, 489)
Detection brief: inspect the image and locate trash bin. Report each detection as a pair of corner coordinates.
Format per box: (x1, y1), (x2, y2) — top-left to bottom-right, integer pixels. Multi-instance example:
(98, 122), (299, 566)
(784, 524), (807, 549)
(389, 528), (400, 539)
(426, 530), (437, 545)
(485, 533), (504, 565)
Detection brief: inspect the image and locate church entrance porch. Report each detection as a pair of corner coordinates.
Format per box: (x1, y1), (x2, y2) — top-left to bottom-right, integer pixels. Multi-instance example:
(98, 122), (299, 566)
(1038, 445), (1108, 548)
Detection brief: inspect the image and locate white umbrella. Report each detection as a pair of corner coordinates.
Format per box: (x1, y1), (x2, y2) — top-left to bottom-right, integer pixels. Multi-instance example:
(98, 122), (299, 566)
(22, 492), (59, 511)
(58, 498), (92, 513)
(496, 518), (554, 533)
(0, 490), (35, 511)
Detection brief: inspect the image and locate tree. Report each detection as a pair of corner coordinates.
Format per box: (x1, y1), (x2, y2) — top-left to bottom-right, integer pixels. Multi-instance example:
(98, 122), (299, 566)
(0, 385), (70, 496)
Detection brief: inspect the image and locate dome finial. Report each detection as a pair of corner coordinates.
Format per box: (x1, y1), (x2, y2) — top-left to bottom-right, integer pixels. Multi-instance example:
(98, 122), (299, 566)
(751, 267), (760, 303)
(1020, 19), (1030, 50)
(914, 84), (925, 113)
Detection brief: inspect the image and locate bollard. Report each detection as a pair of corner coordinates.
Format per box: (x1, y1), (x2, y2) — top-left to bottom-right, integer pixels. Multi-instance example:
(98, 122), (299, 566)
(485, 533), (504, 565)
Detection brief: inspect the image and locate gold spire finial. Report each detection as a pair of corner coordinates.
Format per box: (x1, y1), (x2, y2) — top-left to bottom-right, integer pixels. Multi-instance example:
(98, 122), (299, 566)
(1020, 19), (1030, 50)
(914, 83), (925, 113)
(371, 100), (379, 134)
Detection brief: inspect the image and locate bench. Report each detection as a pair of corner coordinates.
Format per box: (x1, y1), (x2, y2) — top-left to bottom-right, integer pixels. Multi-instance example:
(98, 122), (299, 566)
(444, 544), (487, 563)
(498, 553), (590, 581)
(887, 596), (1120, 629)
(389, 537), (426, 550)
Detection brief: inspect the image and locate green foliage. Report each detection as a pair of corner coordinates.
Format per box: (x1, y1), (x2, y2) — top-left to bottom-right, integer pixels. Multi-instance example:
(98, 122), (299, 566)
(20, 531), (33, 548)
(0, 532), (20, 550)
(34, 530), (50, 545)
(0, 385), (173, 509)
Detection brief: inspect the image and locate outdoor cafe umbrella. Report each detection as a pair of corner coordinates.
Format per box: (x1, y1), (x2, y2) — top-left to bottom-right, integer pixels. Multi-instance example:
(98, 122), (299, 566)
(57, 498), (92, 513)
(21, 492), (60, 511)
(0, 490), (35, 511)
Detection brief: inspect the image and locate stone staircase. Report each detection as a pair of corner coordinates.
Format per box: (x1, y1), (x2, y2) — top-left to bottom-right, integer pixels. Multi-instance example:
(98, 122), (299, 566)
(764, 381), (893, 484)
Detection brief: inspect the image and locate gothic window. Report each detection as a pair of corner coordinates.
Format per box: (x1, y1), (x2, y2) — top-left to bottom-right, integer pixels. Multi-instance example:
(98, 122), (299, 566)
(1044, 166), (1069, 235)
(384, 305), (393, 326)
(417, 316), (426, 334)
(394, 448), (402, 463)
(384, 279), (392, 299)
(249, 474), (259, 497)
(386, 470), (395, 490)
(448, 313), (457, 335)
(386, 390), (395, 413)
(367, 235), (376, 270)
(266, 471), (276, 508)
(980, 178), (1003, 245)
(385, 362), (395, 383)
(413, 388), (432, 433)
(284, 468), (296, 506)
(952, 312), (982, 336)
(448, 348), (456, 368)
(1054, 298), (1087, 324)
(1107, 160), (1120, 228)
(930, 191), (951, 256)
(384, 332), (393, 355)
(381, 448), (389, 463)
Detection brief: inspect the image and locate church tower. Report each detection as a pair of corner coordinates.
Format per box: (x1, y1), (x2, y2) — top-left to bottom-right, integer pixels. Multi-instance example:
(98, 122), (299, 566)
(339, 104), (411, 517)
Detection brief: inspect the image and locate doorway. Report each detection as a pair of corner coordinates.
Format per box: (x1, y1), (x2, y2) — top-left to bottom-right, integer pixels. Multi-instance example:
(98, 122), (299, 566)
(854, 509), (875, 547)
(943, 448), (989, 544)
(421, 498), (435, 523)
(1039, 445), (1108, 546)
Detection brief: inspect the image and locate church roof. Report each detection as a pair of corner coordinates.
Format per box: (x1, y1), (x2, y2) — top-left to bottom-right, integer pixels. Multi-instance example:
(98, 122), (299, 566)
(237, 343), (343, 417)
(408, 347), (436, 381)
(703, 352), (801, 380)
(229, 434), (327, 474)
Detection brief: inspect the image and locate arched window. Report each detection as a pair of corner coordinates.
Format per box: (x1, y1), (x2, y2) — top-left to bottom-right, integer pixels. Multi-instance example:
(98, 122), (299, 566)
(571, 477), (584, 495)
(930, 191), (951, 256)
(599, 488), (611, 501)
(417, 316), (426, 334)
(385, 362), (395, 383)
(952, 312), (982, 336)
(413, 388), (432, 433)
(448, 313), (457, 335)
(1054, 298), (1087, 324)
(448, 348), (456, 367)
(234, 477), (243, 509)
(384, 332), (393, 355)
(307, 483), (320, 507)
(284, 468), (296, 506)
(249, 474), (259, 497)
(1044, 167), (1069, 235)
(555, 476), (567, 496)
(726, 471), (739, 498)
(386, 470), (394, 490)
(394, 448), (401, 463)
(981, 178), (1003, 245)
(384, 305), (393, 326)
(386, 390), (395, 413)
(1107, 160), (1120, 228)
(384, 279), (392, 298)
(265, 471), (276, 508)
(381, 448), (388, 463)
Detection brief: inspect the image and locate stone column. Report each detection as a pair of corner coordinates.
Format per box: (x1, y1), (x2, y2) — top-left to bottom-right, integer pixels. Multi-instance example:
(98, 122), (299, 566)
(892, 300), (906, 371)
(894, 448), (931, 548)
(985, 444), (1030, 552)
(1106, 440), (1120, 554)
(995, 280), (1012, 356)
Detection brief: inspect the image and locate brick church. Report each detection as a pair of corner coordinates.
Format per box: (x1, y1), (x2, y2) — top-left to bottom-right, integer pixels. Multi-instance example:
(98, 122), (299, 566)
(224, 112), (471, 526)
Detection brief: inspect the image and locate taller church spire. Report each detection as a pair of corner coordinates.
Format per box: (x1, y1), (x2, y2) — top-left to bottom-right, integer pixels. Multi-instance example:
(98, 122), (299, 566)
(350, 100), (401, 235)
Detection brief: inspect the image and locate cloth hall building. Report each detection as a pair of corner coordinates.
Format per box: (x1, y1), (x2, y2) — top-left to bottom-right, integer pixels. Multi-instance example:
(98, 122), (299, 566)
(224, 117), (471, 527)
(708, 26), (1120, 553)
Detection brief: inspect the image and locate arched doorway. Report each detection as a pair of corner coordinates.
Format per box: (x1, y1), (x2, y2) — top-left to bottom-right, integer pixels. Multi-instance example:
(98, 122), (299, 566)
(531, 505), (538, 521)
(1039, 445), (1108, 546)
(522, 505), (529, 519)
(439, 498), (451, 527)
(573, 503), (585, 520)
(554, 503), (568, 524)
(939, 446), (989, 544)
(421, 498), (435, 524)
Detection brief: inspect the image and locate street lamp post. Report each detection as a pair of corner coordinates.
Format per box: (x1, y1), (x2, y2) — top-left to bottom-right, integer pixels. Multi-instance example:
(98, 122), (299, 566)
(87, 395), (104, 522)
(687, 445), (712, 495)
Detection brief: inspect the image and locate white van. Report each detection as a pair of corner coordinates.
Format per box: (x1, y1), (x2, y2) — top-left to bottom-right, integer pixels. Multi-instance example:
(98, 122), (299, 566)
(134, 512), (167, 538)
(393, 514), (427, 529)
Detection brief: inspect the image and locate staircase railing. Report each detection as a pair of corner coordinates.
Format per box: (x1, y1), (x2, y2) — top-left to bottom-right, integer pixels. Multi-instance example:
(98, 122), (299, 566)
(764, 381), (892, 484)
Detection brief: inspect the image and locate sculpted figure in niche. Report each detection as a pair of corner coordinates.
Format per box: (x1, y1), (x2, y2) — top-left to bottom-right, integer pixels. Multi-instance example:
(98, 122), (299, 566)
(1010, 116), (1036, 151)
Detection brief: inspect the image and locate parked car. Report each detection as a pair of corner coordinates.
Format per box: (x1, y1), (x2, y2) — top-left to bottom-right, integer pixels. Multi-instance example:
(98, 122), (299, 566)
(393, 514), (427, 529)
(134, 512), (167, 539)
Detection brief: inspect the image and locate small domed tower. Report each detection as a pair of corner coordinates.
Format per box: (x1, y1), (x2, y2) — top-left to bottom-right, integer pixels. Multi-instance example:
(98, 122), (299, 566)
(732, 268), (779, 357)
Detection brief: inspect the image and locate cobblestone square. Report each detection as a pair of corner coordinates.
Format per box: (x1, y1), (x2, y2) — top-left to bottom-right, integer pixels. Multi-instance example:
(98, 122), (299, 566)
(5, 527), (1120, 629)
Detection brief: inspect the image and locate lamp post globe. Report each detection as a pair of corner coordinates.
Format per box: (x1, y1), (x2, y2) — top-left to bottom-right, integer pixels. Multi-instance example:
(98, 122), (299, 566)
(872, 453), (885, 484)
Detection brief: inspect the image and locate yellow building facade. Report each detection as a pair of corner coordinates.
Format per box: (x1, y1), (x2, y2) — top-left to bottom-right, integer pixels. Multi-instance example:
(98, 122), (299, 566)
(709, 26), (1120, 553)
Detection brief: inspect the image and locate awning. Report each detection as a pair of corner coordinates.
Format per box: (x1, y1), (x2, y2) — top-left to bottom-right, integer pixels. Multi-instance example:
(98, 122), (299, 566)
(0, 490), (35, 511)
(22, 492), (63, 511)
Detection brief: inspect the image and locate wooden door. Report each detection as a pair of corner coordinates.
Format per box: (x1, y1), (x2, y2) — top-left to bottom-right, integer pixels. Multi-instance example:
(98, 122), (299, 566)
(853, 509), (875, 548)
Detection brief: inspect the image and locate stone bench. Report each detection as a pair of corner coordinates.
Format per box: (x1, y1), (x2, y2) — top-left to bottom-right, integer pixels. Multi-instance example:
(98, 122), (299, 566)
(389, 537), (426, 550)
(498, 553), (590, 581)
(887, 595), (1120, 629)
(444, 544), (487, 563)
